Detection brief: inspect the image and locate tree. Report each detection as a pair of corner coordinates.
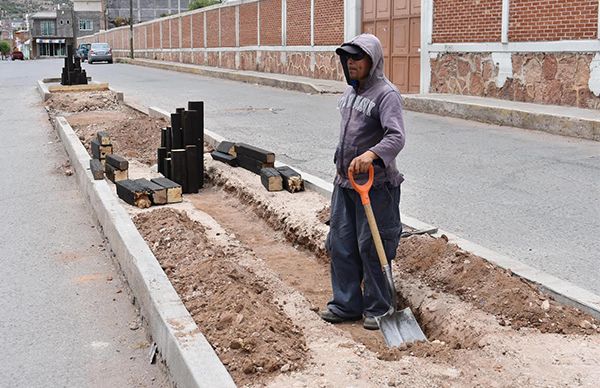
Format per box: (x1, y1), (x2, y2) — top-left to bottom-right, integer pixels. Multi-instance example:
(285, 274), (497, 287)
(0, 41), (11, 56)
(189, 0), (221, 11)
(111, 16), (130, 27)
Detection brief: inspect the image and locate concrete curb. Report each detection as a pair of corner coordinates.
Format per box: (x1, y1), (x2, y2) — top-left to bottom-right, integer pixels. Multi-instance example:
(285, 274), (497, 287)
(52, 116), (235, 388)
(37, 80), (51, 101)
(117, 57), (345, 94)
(146, 105), (600, 320)
(403, 95), (600, 141)
(37, 79), (124, 102)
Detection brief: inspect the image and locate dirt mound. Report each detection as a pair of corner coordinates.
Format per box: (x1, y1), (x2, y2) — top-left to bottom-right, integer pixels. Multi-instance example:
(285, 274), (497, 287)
(205, 158), (599, 337)
(397, 235), (599, 335)
(46, 91), (120, 112)
(67, 108), (166, 165)
(133, 208), (308, 386)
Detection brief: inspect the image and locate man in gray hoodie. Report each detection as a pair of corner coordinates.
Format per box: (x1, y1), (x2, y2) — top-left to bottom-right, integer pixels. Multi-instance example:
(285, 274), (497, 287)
(321, 33), (406, 330)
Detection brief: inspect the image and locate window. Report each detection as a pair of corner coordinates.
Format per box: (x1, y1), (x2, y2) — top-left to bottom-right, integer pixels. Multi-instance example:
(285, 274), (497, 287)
(79, 19), (93, 31)
(40, 20), (56, 36)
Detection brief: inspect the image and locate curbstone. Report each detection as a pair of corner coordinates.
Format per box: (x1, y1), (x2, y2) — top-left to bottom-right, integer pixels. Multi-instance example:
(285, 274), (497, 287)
(403, 95), (600, 142)
(52, 116), (236, 388)
(37, 80), (51, 101)
(117, 57), (346, 94)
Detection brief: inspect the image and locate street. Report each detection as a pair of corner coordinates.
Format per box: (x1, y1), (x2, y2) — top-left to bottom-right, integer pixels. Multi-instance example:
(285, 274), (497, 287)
(0, 60), (169, 387)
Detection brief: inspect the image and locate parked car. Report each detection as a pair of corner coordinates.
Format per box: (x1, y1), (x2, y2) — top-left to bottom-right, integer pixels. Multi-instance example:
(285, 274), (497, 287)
(88, 43), (113, 64)
(11, 50), (24, 60)
(76, 43), (91, 61)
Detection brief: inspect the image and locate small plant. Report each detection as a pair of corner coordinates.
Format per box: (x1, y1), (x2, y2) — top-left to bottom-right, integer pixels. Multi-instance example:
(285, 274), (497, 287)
(0, 40), (11, 56)
(189, 0), (221, 11)
(111, 16), (130, 27)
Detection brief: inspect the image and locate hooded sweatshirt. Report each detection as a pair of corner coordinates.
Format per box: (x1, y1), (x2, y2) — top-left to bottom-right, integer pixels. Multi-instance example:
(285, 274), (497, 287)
(334, 33), (405, 189)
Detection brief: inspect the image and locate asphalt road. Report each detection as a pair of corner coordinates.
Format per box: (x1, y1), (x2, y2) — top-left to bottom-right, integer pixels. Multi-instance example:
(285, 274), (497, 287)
(0, 60), (169, 387)
(26, 60), (600, 298)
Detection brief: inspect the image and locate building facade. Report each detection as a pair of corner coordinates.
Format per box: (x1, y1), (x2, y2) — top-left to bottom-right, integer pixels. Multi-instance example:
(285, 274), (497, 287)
(107, 0), (192, 25)
(73, 0), (103, 37)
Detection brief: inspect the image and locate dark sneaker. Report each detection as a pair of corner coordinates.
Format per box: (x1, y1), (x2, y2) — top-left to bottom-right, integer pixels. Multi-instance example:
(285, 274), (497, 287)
(319, 309), (361, 324)
(363, 316), (379, 330)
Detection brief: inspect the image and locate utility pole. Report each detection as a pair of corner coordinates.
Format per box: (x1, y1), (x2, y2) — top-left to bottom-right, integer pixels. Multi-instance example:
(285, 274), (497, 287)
(129, 0), (134, 58)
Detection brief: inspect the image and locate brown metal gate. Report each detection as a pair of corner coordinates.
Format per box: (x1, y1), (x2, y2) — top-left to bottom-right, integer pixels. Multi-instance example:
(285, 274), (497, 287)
(362, 0), (421, 93)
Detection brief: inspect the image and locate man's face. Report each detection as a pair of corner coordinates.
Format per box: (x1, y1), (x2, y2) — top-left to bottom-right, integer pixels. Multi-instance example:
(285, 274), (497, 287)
(347, 53), (372, 82)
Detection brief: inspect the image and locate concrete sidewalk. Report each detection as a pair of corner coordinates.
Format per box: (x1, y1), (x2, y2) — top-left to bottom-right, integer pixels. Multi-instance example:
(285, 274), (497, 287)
(119, 57), (600, 141)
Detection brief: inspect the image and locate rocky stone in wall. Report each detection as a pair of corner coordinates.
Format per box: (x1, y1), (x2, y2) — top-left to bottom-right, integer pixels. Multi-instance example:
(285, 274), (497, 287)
(430, 53), (600, 109)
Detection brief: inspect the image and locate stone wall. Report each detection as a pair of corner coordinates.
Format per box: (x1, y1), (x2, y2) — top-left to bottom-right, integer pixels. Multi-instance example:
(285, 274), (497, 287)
(430, 53), (600, 110)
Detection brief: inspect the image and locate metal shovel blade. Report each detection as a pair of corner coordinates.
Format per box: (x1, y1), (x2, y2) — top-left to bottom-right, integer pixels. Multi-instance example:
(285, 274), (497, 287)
(375, 307), (427, 347)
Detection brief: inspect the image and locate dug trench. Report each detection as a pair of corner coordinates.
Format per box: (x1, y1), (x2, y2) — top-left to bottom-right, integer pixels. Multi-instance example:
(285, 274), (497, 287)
(49, 92), (600, 386)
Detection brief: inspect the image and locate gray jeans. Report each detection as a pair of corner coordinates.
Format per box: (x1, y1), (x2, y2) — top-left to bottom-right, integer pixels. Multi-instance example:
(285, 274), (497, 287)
(325, 183), (401, 318)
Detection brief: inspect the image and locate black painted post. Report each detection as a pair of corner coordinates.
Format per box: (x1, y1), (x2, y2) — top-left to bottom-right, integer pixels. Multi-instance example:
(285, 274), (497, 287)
(188, 101), (204, 188)
(170, 149), (188, 193)
(185, 145), (199, 193)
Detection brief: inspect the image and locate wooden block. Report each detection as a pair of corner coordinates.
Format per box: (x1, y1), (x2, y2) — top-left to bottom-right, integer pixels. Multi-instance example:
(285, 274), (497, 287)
(237, 154), (274, 175)
(210, 151), (238, 166)
(157, 147), (167, 175)
(186, 145), (200, 193)
(151, 177), (183, 203)
(105, 163), (128, 183)
(163, 157), (172, 179)
(133, 178), (167, 205)
(106, 154), (128, 171)
(116, 180), (151, 209)
(277, 166), (305, 193)
(236, 143), (275, 163)
(91, 139), (112, 160)
(90, 159), (104, 180)
(170, 149), (188, 193)
(182, 110), (198, 146)
(216, 141), (236, 157)
(48, 82), (109, 93)
(96, 131), (111, 146)
(187, 101), (204, 143)
(260, 167), (283, 191)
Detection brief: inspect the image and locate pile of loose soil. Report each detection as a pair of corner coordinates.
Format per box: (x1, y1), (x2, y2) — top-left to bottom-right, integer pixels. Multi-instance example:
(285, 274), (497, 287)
(132, 208), (308, 386)
(67, 108), (166, 165)
(45, 90), (166, 165)
(45, 90), (120, 113)
(206, 158), (599, 336)
(397, 235), (599, 335)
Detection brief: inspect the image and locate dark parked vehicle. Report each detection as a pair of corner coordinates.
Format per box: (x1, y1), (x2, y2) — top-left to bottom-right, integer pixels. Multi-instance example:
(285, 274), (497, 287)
(76, 43), (91, 61)
(88, 43), (113, 64)
(11, 50), (24, 60)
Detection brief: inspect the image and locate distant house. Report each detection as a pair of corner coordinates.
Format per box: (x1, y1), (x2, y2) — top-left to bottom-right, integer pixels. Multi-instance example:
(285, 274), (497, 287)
(73, 0), (103, 36)
(30, 3), (102, 58)
(106, 0), (192, 26)
(31, 10), (71, 58)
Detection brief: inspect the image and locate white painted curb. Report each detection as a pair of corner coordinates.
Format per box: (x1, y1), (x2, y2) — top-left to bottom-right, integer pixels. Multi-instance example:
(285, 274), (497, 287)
(145, 104), (600, 320)
(52, 116), (235, 388)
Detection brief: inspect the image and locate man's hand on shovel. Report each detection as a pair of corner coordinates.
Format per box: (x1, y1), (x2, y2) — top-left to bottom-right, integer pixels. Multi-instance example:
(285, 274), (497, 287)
(348, 150), (378, 175)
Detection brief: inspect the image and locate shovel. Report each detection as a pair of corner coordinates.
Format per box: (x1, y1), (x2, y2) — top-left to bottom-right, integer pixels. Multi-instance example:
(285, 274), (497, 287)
(348, 165), (427, 347)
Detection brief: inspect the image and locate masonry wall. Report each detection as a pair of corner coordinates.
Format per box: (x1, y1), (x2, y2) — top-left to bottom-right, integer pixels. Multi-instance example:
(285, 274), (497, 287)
(80, 0), (345, 81)
(430, 0), (600, 109)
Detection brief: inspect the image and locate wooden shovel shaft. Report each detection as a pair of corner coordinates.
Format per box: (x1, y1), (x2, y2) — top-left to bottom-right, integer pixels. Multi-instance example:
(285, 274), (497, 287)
(363, 203), (389, 269)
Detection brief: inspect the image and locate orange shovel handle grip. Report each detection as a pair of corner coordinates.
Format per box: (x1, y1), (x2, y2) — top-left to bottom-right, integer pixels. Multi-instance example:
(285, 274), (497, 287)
(348, 165), (374, 205)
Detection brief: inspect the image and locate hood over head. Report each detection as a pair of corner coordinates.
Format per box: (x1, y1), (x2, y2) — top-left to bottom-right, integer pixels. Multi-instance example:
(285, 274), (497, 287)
(336, 33), (385, 91)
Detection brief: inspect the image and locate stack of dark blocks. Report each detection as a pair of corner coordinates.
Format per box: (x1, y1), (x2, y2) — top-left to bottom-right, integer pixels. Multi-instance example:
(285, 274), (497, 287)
(61, 45), (88, 86)
(157, 101), (204, 194)
(211, 142), (304, 193)
(116, 178), (182, 208)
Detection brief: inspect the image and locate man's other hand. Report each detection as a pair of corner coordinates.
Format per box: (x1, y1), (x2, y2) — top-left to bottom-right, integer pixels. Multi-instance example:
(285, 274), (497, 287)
(349, 151), (378, 175)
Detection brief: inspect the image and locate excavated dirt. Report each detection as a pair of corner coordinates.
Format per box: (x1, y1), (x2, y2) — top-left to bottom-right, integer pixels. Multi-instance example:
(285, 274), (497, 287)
(133, 208), (308, 386)
(45, 92), (167, 165)
(50, 93), (600, 386)
(45, 90), (121, 112)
